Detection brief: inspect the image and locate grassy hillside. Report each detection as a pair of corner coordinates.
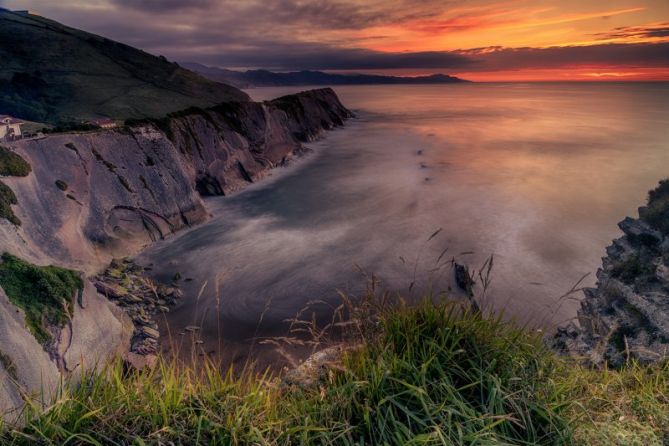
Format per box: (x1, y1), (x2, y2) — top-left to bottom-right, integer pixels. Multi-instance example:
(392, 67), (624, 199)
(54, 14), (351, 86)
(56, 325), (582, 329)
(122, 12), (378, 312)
(0, 9), (249, 124)
(1, 299), (666, 445)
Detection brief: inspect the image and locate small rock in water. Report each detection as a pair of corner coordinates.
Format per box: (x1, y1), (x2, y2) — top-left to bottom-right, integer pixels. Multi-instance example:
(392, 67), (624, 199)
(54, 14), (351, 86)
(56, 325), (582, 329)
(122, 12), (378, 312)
(454, 263), (475, 297)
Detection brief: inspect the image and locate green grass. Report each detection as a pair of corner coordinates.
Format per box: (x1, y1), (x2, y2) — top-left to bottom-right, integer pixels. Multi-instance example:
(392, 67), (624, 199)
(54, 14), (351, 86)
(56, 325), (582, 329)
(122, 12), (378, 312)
(0, 299), (666, 445)
(0, 146), (31, 177)
(0, 181), (21, 225)
(610, 255), (655, 285)
(0, 253), (83, 344)
(0, 146), (30, 225)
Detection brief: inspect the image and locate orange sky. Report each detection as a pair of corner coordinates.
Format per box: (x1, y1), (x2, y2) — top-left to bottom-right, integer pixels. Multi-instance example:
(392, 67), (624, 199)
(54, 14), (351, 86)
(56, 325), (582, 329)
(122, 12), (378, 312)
(321, 0), (669, 80)
(4, 0), (669, 81)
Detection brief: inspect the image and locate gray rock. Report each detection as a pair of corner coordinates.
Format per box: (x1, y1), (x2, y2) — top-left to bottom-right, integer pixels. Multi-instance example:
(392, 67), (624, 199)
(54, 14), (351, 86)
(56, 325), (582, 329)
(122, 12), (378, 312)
(553, 205), (669, 367)
(140, 326), (160, 340)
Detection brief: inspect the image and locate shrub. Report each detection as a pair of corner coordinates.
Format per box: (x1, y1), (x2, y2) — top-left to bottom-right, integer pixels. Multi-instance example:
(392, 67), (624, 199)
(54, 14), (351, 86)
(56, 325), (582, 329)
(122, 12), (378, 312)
(0, 253), (82, 344)
(642, 179), (669, 234)
(0, 181), (20, 225)
(0, 146), (31, 177)
(610, 255), (655, 285)
(54, 180), (68, 191)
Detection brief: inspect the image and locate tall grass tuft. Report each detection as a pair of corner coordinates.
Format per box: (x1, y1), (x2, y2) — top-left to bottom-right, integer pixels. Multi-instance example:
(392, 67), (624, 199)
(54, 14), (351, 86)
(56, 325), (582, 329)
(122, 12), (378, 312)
(1, 297), (667, 445)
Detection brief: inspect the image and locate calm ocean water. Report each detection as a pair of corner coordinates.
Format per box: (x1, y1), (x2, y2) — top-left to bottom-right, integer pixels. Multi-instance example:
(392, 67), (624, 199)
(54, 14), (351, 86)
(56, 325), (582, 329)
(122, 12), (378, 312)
(140, 83), (669, 365)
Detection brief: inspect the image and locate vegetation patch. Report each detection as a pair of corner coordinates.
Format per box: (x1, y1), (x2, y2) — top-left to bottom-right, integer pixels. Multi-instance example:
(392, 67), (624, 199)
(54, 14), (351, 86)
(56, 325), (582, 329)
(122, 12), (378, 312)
(610, 324), (638, 352)
(270, 94), (306, 115)
(610, 255), (655, 285)
(0, 181), (20, 226)
(641, 179), (669, 234)
(0, 297), (664, 444)
(91, 148), (117, 172)
(117, 175), (134, 193)
(166, 106), (219, 129)
(42, 122), (100, 134)
(0, 146), (31, 177)
(0, 253), (83, 345)
(64, 143), (78, 154)
(210, 101), (245, 134)
(54, 180), (68, 191)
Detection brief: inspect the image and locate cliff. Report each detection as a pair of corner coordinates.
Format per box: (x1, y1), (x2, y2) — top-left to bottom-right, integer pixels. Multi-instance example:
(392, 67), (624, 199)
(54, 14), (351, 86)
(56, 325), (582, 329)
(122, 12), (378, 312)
(0, 88), (351, 420)
(554, 180), (669, 366)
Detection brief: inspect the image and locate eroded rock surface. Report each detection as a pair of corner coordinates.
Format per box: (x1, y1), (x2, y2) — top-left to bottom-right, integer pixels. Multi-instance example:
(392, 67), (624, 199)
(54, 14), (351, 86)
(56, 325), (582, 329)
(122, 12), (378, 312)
(554, 180), (669, 366)
(2, 88), (351, 273)
(93, 257), (182, 361)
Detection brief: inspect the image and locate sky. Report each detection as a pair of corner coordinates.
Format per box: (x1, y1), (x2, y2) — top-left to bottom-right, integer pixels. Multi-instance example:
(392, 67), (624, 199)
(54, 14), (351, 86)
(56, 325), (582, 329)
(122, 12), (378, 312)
(3, 0), (669, 81)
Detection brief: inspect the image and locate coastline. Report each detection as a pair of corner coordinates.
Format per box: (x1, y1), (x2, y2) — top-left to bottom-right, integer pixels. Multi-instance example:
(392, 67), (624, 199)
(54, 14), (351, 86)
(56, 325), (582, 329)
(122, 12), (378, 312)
(0, 88), (352, 417)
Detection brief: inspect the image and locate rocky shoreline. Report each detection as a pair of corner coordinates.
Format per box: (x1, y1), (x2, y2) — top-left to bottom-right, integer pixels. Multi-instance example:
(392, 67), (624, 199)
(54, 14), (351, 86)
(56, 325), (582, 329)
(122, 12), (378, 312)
(554, 180), (669, 366)
(92, 258), (183, 364)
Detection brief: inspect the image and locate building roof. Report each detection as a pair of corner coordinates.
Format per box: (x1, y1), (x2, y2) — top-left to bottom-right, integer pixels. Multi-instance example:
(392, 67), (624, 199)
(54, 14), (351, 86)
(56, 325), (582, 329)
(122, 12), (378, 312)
(90, 118), (115, 124)
(0, 115), (24, 125)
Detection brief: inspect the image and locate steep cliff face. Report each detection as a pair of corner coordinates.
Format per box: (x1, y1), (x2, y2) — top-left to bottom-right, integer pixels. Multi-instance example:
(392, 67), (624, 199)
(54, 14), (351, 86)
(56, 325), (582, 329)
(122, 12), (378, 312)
(0, 88), (351, 420)
(2, 88), (351, 271)
(554, 180), (669, 366)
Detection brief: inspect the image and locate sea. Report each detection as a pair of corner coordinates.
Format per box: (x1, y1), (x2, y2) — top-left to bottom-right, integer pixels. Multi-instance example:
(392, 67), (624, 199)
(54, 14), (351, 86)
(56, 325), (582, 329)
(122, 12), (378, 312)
(138, 82), (669, 367)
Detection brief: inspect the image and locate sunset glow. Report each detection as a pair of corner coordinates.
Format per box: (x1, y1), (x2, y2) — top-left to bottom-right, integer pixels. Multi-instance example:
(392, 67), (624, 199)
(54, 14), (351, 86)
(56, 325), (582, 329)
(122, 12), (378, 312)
(2, 0), (669, 81)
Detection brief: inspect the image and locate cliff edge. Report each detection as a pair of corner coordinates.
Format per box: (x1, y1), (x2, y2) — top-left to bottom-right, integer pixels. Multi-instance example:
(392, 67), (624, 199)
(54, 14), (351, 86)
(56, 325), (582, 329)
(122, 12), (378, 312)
(554, 180), (669, 366)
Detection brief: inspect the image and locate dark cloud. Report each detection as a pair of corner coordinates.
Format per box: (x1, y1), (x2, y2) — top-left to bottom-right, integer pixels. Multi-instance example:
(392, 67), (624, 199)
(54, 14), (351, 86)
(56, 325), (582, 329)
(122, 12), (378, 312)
(593, 23), (669, 39)
(172, 41), (669, 72)
(465, 42), (669, 72)
(112, 0), (216, 12)
(171, 42), (474, 70)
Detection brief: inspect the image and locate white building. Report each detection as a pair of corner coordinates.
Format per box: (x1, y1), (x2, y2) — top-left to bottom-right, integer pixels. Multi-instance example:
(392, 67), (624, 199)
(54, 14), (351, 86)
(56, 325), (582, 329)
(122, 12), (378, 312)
(0, 115), (23, 141)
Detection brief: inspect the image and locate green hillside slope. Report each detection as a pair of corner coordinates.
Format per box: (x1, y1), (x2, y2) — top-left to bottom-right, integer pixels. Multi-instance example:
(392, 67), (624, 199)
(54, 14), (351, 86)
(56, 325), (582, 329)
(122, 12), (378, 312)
(0, 9), (249, 124)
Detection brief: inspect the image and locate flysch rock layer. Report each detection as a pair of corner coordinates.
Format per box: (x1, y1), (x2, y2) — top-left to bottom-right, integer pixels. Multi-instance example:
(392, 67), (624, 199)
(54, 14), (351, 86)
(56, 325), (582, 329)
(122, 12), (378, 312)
(554, 208), (669, 367)
(0, 88), (352, 420)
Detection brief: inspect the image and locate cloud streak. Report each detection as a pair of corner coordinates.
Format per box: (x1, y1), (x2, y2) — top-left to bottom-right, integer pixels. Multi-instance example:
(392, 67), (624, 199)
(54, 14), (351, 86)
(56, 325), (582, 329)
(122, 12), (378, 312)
(184, 41), (669, 73)
(593, 23), (669, 40)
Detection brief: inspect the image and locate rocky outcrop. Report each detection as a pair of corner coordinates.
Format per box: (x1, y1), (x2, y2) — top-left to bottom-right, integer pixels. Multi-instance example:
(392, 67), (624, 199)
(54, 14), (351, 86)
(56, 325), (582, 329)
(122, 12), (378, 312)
(92, 257), (183, 360)
(554, 180), (669, 366)
(0, 88), (351, 421)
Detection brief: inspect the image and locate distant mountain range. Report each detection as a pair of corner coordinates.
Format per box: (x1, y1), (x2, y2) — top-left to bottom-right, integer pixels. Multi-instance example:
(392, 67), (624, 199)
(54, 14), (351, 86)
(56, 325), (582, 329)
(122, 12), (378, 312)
(181, 63), (469, 88)
(0, 9), (248, 124)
